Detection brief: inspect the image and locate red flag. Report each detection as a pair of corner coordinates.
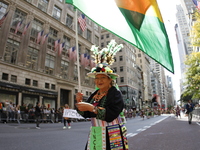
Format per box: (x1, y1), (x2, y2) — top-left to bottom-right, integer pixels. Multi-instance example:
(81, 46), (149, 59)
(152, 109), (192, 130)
(78, 14), (87, 31)
(15, 20), (23, 34)
(193, 0), (200, 10)
(0, 11), (9, 27)
(22, 22), (30, 36)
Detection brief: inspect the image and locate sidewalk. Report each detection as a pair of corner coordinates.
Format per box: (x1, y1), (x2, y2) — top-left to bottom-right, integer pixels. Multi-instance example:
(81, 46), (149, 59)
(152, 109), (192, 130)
(128, 114), (200, 150)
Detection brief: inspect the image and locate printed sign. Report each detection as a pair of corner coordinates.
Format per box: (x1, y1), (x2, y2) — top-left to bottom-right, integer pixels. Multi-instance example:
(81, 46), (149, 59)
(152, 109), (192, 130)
(63, 109), (84, 119)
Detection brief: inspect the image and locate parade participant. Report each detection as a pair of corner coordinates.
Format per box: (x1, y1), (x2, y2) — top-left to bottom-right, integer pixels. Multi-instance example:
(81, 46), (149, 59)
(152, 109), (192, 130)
(185, 100), (195, 124)
(63, 104), (71, 129)
(35, 102), (41, 129)
(76, 40), (128, 150)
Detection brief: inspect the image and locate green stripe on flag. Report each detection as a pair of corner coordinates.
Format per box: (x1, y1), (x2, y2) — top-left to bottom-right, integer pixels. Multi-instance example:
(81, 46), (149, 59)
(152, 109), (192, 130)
(65, 0), (174, 73)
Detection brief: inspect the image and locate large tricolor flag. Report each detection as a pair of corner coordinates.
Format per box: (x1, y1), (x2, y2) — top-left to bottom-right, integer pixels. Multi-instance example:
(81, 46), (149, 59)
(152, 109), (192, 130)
(15, 20), (23, 34)
(192, 0), (200, 10)
(65, 0), (174, 73)
(0, 11), (9, 27)
(78, 14), (87, 31)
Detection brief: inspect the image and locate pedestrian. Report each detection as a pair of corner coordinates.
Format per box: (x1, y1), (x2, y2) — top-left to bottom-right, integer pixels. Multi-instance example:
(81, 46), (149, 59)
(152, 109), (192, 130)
(185, 100), (195, 124)
(76, 40), (128, 150)
(175, 105), (181, 119)
(63, 104), (71, 129)
(35, 102), (41, 129)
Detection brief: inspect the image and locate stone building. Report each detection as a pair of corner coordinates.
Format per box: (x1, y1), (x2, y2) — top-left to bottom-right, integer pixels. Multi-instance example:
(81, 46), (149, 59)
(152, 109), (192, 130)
(0, 0), (101, 109)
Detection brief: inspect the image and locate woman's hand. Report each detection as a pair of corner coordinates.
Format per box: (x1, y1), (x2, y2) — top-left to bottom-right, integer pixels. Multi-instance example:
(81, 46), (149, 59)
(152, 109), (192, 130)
(76, 92), (83, 103)
(76, 102), (94, 112)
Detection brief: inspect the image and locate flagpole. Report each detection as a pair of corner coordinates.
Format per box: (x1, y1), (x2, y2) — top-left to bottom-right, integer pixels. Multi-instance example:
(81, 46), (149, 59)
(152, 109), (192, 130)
(75, 9), (81, 92)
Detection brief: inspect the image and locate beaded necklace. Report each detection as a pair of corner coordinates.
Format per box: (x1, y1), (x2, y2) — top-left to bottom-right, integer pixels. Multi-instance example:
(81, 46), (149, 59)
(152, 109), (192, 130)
(93, 90), (108, 103)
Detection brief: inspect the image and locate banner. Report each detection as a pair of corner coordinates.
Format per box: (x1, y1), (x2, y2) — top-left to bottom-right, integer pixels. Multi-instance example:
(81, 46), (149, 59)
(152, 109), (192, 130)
(63, 109), (84, 119)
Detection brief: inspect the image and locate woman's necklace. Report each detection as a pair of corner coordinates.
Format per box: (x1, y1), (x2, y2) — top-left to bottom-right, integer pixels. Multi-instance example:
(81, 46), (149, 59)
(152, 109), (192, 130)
(93, 90), (108, 103)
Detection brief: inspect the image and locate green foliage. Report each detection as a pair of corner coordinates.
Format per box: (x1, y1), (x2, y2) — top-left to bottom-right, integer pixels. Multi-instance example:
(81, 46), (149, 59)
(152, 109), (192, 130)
(183, 52), (200, 99)
(190, 11), (200, 46)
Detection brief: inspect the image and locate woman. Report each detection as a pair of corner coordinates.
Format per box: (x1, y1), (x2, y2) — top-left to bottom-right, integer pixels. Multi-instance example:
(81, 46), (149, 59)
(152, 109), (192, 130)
(76, 40), (128, 150)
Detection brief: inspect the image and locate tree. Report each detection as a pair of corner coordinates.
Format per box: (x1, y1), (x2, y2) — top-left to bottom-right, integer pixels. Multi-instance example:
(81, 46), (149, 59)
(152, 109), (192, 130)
(190, 10), (200, 47)
(183, 52), (200, 99)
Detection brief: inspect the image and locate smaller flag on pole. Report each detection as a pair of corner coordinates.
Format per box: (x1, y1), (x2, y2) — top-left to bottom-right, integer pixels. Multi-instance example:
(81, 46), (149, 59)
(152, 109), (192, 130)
(78, 14), (87, 31)
(54, 39), (60, 52)
(22, 22), (30, 36)
(192, 0), (200, 10)
(41, 33), (50, 45)
(58, 42), (65, 56)
(69, 46), (76, 61)
(15, 20), (23, 34)
(36, 30), (44, 44)
(81, 53), (87, 66)
(0, 11), (9, 27)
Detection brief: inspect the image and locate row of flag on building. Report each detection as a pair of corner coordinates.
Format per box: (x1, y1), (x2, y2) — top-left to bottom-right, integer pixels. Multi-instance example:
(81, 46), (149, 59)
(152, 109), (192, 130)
(192, 0), (200, 10)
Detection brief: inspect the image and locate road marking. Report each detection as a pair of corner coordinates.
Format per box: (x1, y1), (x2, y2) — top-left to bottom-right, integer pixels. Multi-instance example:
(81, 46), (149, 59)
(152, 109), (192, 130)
(136, 128), (146, 131)
(127, 133), (138, 138)
(143, 126), (151, 129)
(196, 122), (200, 126)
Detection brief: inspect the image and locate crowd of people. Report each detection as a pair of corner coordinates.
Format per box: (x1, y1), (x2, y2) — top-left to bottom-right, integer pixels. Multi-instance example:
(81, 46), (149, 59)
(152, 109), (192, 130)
(0, 100), (70, 124)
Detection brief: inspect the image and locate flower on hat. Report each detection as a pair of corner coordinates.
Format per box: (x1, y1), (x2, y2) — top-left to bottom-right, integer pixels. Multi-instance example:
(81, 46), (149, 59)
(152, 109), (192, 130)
(87, 40), (123, 79)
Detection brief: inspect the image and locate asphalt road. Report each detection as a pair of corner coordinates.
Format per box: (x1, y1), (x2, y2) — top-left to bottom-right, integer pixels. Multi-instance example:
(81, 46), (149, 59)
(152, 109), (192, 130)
(0, 114), (199, 150)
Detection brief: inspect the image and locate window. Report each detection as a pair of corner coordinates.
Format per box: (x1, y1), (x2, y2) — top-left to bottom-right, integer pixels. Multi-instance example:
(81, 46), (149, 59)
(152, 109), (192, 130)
(106, 34), (109, 38)
(120, 66), (123, 72)
(60, 60), (69, 79)
(45, 83), (49, 89)
(47, 27), (58, 51)
(38, 0), (49, 12)
(120, 77), (124, 83)
(101, 35), (104, 40)
(66, 14), (73, 29)
(11, 75), (17, 82)
(25, 78), (31, 85)
(4, 39), (20, 64)
(26, 47), (38, 70)
(11, 9), (27, 34)
(138, 53), (141, 57)
(73, 65), (78, 81)
(62, 35), (71, 56)
(113, 67), (117, 73)
(30, 19), (43, 41)
(51, 84), (56, 90)
(101, 42), (104, 48)
(94, 23), (98, 31)
(53, 5), (61, 21)
(45, 54), (55, 75)
(2, 73), (9, 80)
(114, 57), (116, 62)
(0, 2), (8, 19)
(95, 35), (99, 46)
(86, 29), (91, 42)
(33, 80), (38, 87)
(25, 0), (32, 3)
(119, 56), (123, 61)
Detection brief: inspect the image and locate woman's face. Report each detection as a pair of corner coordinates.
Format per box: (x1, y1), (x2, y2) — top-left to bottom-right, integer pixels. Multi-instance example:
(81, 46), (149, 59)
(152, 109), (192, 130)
(94, 74), (112, 90)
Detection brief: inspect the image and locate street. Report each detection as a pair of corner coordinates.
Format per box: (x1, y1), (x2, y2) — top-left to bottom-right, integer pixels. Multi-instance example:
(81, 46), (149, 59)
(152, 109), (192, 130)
(0, 114), (199, 150)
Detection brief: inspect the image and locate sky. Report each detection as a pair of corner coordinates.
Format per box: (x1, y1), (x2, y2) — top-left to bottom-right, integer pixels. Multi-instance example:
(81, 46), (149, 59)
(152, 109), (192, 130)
(157, 0), (182, 101)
